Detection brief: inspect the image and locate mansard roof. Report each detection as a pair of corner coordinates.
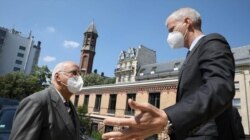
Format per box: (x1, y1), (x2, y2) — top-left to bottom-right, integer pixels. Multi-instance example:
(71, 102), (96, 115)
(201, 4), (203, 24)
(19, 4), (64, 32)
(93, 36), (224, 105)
(136, 45), (250, 80)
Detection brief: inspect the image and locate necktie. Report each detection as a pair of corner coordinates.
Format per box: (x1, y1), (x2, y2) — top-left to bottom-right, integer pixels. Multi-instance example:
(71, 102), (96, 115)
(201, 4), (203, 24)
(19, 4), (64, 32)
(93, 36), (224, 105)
(64, 101), (76, 127)
(64, 101), (71, 113)
(186, 50), (191, 58)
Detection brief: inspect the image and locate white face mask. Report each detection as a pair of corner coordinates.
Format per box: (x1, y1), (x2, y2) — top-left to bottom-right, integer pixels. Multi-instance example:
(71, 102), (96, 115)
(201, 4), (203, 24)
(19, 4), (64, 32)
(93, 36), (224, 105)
(66, 76), (84, 94)
(167, 31), (185, 49)
(167, 23), (188, 49)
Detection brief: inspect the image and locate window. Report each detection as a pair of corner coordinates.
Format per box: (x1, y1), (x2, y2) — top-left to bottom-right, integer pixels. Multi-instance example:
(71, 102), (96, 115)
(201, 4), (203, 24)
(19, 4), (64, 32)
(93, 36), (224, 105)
(122, 76), (125, 82)
(94, 95), (102, 112)
(15, 60), (22, 65)
(108, 94), (117, 114)
(19, 46), (26, 51)
(104, 125), (113, 133)
(17, 53), (24, 58)
(74, 95), (79, 107)
(0, 38), (4, 44)
(0, 30), (6, 37)
(0, 45), (2, 53)
(128, 74), (131, 82)
(233, 98), (241, 109)
(235, 81), (240, 91)
(91, 123), (98, 133)
(118, 75), (121, 82)
(125, 93), (136, 115)
(13, 67), (20, 71)
(83, 95), (89, 106)
(148, 92), (160, 108)
(151, 67), (157, 74)
(139, 68), (145, 76)
(174, 62), (180, 71)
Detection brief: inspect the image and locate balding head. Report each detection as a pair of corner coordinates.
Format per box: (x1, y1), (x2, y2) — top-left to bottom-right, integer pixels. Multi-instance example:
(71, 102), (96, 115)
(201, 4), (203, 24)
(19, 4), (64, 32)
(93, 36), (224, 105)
(51, 61), (79, 82)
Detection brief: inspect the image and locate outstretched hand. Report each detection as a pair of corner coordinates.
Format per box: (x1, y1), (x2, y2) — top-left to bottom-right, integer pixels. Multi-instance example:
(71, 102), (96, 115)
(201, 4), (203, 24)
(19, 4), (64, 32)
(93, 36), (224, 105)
(102, 99), (168, 140)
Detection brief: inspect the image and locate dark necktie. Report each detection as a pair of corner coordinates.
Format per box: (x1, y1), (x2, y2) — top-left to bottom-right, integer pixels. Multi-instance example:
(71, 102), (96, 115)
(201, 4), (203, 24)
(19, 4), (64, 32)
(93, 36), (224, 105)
(64, 101), (71, 113)
(64, 101), (76, 127)
(186, 50), (191, 58)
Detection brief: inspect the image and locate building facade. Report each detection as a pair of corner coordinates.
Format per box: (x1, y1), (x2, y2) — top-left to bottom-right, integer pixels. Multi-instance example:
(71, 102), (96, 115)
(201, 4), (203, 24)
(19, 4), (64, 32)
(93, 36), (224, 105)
(115, 45), (156, 84)
(72, 45), (250, 139)
(0, 27), (41, 75)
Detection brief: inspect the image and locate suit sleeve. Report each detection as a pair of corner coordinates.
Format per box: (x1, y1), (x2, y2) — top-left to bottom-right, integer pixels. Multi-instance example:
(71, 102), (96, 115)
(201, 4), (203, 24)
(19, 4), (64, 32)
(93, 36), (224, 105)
(165, 39), (235, 137)
(9, 95), (44, 140)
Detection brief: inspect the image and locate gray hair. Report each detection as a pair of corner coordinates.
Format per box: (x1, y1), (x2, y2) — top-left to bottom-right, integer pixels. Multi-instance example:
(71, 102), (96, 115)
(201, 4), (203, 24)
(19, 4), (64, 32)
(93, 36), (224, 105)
(51, 62), (66, 81)
(167, 7), (202, 29)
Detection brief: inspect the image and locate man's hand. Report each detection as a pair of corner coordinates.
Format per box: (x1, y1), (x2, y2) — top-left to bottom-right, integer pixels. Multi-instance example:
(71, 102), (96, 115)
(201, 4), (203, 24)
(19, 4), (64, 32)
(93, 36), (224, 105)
(102, 99), (168, 140)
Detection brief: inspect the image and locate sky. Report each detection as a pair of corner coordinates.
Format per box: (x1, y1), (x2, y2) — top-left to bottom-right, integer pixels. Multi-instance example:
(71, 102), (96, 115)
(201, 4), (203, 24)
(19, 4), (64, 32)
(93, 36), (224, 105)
(1, 0), (250, 77)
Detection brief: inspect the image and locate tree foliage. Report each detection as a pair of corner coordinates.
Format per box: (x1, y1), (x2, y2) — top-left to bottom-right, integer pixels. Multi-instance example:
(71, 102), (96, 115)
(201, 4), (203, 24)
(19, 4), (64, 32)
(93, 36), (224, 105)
(77, 105), (102, 139)
(83, 73), (115, 86)
(77, 105), (91, 135)
(33, 65), (51, 87)
(0, 66), (51, 100)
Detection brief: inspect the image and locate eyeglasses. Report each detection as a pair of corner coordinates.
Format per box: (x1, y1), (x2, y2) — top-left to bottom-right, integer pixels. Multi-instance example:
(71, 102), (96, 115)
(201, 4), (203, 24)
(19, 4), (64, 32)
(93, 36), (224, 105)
(59, 70), (81, 76)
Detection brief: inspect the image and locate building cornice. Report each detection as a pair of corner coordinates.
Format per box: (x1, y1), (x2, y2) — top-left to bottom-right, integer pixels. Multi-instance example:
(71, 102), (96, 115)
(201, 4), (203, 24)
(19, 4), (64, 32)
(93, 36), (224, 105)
(78, 78), (178, 94)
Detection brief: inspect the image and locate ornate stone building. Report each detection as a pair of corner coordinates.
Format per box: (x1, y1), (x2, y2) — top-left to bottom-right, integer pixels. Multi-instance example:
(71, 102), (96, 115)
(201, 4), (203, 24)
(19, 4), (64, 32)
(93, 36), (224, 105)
(72, 45), (250, 139)
(115, 45), (156, 83)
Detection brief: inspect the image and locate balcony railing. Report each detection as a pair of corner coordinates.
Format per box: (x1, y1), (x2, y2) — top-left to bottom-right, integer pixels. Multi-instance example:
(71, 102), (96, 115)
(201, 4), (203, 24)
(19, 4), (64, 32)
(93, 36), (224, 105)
(115, 66), (134, 73)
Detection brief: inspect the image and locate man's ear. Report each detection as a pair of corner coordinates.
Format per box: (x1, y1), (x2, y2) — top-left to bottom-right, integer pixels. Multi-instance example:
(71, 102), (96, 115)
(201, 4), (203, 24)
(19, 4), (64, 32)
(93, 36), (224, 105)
(184, 17), (193, 29)
(55, 73), (60, 82)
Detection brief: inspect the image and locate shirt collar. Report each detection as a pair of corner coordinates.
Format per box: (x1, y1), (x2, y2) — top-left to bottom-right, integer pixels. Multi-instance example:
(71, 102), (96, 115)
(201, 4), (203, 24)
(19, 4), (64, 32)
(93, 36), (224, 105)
(54, 87), (66, 103)
(189, 35), (205, 51)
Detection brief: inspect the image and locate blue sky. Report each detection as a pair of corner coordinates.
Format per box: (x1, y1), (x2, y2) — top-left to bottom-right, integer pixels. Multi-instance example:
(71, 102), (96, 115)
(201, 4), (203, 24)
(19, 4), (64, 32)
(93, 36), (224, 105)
(1, 0), (250, 77)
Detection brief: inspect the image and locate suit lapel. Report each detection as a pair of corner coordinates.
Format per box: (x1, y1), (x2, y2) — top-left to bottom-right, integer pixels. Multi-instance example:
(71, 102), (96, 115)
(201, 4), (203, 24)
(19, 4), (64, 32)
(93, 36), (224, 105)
(49, 86), (76, 137)
(177, 36), (205, 100)
(70, 101), (80, 140)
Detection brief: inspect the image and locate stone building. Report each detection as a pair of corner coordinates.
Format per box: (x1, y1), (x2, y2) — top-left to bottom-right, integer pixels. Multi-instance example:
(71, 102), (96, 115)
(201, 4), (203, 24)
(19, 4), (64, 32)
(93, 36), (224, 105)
(73, 42), (250, 139)
(115, 45), (156, 83)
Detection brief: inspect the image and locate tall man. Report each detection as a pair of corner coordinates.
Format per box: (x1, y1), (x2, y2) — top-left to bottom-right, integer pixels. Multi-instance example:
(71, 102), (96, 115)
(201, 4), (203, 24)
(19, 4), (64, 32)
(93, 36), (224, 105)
(10, 61), (83, 140)
(102, 7), (237, 140)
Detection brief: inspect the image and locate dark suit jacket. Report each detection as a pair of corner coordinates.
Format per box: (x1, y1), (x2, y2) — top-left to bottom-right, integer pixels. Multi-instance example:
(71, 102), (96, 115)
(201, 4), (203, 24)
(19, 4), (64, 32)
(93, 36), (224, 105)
(165, 33), (238, 140)
(9, 86), (80, 140)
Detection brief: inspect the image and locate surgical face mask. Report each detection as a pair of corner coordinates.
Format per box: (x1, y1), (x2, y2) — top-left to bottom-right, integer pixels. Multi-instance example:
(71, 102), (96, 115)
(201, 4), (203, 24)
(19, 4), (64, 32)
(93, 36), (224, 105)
(167, 23), (188, 49)
(167, 31), (185, 49)
(65, 76), (84, 94)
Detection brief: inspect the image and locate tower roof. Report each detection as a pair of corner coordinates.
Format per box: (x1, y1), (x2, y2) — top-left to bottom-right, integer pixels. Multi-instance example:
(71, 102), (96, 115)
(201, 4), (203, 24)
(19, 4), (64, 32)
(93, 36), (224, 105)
(85, 21), (98, 34)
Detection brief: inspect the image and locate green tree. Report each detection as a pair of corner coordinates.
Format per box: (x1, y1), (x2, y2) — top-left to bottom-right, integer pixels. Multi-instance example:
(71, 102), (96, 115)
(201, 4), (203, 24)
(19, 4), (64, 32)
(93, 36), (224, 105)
(83, 73), (115, 86)
(0, 72), (43, 100)
(32, 65), (51, 87)
(91, 131), (102, 140)
(0, 66), (51, 100)
(77, 105), (91, 135)
(103, 77), (116, 84)
(83, 73), (104, 86)
(77, 105), (103, 139)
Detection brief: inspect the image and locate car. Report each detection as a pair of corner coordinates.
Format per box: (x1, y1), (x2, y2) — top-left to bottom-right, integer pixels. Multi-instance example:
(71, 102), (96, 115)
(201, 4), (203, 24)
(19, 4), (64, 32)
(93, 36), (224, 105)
(0, 106), (17, 140)
(0, 98), (19, 110)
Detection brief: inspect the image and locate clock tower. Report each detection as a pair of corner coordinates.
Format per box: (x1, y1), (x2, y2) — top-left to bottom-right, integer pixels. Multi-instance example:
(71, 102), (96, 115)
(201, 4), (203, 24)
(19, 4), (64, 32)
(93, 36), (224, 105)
(79, 22), (98, 74)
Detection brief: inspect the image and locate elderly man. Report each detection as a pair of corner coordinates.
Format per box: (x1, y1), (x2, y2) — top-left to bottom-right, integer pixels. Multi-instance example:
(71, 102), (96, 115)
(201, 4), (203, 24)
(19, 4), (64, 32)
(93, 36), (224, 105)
(10, 61), (83, 140)
(102, 7), (237, 140)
